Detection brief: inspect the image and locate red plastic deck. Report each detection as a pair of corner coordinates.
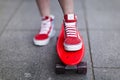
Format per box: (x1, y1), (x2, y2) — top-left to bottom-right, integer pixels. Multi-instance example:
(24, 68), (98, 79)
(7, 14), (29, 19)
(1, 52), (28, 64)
(56, 24), (85, 66)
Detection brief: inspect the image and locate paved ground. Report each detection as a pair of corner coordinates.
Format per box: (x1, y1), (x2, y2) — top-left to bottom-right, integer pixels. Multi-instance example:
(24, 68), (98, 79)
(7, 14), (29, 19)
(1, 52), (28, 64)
(0, 0), (120, 80)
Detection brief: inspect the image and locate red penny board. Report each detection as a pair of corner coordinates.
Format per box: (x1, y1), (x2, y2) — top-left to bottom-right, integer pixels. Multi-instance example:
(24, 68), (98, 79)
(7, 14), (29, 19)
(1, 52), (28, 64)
(56, 24), (85, 66)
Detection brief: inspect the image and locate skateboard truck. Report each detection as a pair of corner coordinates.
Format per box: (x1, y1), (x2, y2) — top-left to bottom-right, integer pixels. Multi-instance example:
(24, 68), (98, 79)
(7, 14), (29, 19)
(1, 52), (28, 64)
(55, 62), (87, 74)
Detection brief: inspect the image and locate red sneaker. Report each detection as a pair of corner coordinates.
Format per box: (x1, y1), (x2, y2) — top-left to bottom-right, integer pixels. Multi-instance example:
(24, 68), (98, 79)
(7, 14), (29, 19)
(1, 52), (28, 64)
(64, 14), (82, 51)
(33, 15), (55, 46)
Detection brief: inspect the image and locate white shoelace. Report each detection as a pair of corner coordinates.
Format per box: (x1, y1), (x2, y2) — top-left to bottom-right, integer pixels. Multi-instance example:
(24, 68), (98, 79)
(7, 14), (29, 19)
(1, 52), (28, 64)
(39, 20), (51, 34)
(65, 22), (77, 37)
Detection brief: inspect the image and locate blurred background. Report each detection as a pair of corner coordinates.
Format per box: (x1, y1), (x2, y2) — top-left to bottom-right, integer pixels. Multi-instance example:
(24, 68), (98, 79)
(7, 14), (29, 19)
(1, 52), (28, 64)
(0, 0), (120, 80)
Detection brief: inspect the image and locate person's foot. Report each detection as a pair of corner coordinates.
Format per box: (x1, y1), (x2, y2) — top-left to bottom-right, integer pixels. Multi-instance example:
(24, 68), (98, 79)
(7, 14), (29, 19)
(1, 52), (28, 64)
(64, 14), (83, 51)
(33, 15), (55, 46)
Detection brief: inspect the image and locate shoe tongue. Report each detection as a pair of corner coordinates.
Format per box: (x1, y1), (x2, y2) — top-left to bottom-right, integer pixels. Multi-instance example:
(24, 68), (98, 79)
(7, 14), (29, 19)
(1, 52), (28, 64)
(64, 14), (76, 22)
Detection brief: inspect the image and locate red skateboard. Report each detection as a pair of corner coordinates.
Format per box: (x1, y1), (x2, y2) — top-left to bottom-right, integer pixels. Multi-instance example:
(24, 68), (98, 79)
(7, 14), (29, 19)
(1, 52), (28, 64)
(55, 24), (87, 74)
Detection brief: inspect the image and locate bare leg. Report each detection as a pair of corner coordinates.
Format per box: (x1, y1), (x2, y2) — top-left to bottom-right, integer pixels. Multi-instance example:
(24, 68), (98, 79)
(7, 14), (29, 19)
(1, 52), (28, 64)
(36, 0), (50, 17)
(58, 0), (74, 14)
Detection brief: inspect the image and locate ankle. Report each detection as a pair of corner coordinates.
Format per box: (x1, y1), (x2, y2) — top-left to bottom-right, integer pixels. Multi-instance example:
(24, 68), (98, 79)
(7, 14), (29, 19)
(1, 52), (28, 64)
(41, 15), (55, 21)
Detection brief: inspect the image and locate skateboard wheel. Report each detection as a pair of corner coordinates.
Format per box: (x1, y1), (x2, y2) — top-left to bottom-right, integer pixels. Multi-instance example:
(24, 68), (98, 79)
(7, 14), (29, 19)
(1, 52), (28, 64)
(77, 62), (87, 74)
(55, 64), (65, 74)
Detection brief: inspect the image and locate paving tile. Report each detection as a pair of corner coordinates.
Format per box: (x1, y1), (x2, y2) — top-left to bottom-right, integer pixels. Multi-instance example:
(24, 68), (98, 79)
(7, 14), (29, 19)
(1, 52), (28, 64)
(5, 0), (41, 31)
(0, 30), (92, 80)
(6, 0), (86, 31)
(86, 0), (120, 11)
(38, 68), (93, 80)
(94, 68), (120, 80)
(89, 30), (120, 67)
(86, 0), (120, 12)
(0, 30), (55, 80)
(0, 0), (23, 35)
(85, 0), (120, 29)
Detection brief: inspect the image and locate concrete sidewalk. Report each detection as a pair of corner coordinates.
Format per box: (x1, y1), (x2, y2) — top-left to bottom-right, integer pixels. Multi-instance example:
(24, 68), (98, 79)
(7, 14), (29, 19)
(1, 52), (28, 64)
(0, 0), (120, 80)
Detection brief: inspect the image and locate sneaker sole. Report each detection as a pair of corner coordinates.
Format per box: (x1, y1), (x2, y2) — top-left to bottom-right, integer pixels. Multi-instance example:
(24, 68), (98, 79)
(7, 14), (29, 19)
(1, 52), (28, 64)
(33, 30), (55, 46)
(64, 42), (82, 51)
